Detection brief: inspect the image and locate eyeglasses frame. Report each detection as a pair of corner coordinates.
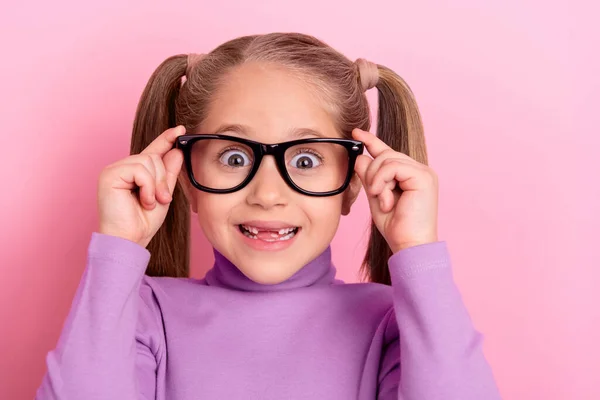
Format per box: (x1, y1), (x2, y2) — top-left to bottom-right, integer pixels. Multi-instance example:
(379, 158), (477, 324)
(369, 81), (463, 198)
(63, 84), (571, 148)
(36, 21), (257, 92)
(173, 134), (364, 197)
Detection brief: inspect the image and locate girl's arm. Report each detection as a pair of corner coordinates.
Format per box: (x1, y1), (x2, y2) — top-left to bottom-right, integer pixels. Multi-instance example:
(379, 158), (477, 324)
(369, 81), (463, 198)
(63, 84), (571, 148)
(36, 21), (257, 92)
(36, 232), (162, 400)
(377, 241), (502, 400)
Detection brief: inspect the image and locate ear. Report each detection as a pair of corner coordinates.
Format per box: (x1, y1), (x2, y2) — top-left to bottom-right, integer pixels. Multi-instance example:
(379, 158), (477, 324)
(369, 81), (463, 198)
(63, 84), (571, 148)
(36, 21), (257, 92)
(341, 173), (362, 216)
(177, 169), (198, 214)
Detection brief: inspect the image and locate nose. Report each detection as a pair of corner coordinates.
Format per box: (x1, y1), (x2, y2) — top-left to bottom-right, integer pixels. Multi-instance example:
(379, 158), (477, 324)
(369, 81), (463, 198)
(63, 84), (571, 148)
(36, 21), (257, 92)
(245, 156), (288, 209)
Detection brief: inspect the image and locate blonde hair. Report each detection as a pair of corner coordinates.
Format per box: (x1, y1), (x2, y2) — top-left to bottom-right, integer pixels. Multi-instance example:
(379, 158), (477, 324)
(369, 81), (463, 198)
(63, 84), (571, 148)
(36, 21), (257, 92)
(130, 33), (428, 285)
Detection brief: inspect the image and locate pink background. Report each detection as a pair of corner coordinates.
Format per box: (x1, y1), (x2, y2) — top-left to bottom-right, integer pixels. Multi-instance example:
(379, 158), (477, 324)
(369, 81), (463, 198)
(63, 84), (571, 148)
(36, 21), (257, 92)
(1, 1), (597, 399)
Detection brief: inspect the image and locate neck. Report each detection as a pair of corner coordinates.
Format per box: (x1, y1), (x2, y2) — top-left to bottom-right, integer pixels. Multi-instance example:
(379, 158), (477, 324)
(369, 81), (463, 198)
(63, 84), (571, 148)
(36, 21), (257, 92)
(204, 247), (337, 292)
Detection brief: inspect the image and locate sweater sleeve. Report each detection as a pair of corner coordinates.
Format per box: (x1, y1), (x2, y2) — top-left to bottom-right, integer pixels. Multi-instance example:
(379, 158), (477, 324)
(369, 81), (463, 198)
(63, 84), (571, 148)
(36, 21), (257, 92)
(35, 232), (163, 400)
(377, 241), (502, 400)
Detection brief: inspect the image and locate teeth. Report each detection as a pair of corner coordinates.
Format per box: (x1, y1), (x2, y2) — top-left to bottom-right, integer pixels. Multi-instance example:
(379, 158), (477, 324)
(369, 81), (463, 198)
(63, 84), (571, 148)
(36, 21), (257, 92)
(263, 230), (296, 242)
(242, 225), (296, 235)
(280, 232), (296, 240)
(240, 225), (298, 242)
(242, 230), (258, 240)
(241, 225), (259, 234)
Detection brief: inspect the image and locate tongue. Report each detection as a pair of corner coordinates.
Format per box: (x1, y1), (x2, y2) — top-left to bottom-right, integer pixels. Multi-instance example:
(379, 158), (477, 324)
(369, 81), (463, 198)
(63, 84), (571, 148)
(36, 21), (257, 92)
(255, 230), (284, 241)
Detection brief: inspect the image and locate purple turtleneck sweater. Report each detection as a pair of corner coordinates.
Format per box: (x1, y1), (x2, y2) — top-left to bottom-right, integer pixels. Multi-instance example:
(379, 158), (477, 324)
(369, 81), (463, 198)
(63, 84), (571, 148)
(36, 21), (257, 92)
(36, 232), (501, 399)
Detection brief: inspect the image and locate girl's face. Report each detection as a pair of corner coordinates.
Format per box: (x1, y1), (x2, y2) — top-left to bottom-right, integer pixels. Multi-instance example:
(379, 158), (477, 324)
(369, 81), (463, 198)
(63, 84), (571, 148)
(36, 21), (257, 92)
(180, 62), (361, 284)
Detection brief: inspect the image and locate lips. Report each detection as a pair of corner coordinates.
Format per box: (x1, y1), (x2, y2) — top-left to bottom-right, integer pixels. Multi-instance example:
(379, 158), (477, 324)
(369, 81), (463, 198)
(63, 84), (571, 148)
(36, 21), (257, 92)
(239, 220), (298, 230)
(240, 225), (297, 235)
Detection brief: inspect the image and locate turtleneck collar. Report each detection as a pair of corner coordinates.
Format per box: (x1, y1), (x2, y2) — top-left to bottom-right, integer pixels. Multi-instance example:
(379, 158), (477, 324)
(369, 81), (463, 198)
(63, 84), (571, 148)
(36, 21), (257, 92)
(204, 247), (338, 292)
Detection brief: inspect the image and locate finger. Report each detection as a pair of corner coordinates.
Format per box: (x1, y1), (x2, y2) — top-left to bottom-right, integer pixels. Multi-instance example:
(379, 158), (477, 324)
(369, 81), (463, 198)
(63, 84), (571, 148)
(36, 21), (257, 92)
(352, 128), (393, 158)
(354, 154), (387, 216)
(367, 159), (404, 196)
(352, 128), (417, 162)
(379, 187), (396, 213)
(121, 154), (182, 204)
(141, 125), (186, 157)
(369, 159), (421, 195)
(148, 154), (172, 204)
(162, 147), (185, 194)
(118, 156), (159, 203)
(113, 163), (157, 210)
(354, 154), (372, 188)
(118, 154), (157, 178)
(364, 150), (399, 188)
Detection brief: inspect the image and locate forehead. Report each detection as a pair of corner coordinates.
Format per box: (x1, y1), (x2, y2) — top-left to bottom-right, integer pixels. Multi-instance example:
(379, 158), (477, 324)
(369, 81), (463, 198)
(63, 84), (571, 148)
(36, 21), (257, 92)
(199, 62), (341, 142)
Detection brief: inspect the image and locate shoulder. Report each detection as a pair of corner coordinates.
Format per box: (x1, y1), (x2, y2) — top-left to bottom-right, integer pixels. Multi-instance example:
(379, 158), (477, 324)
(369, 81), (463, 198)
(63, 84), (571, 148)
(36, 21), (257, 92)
(135, 276), (207, 336)
(134, 276), (204, 351)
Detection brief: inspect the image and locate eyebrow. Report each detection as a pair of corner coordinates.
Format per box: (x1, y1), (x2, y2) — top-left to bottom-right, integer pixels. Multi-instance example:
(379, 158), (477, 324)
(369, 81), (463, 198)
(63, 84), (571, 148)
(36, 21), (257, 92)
(213, 124), (250, 137)
(287, 128), (327, 139)
(212, 124), (327, 139)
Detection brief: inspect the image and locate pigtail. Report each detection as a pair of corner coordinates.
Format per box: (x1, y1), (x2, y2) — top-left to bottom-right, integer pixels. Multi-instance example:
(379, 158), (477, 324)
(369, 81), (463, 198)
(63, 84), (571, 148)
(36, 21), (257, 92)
(362, 65), (429, 285)
(130, 54), (191, 277)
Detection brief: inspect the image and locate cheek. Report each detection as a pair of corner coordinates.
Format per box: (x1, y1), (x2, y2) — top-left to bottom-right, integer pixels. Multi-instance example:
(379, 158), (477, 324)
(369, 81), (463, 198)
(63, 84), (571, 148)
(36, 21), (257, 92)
(303, 196), (344, 230)
(194, 193), (239, 234)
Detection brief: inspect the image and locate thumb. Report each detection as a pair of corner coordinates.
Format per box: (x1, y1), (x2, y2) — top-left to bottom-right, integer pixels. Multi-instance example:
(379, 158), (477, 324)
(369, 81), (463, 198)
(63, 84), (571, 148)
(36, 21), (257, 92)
(163, 148), (184, 193)
(354, 154), (371, 187)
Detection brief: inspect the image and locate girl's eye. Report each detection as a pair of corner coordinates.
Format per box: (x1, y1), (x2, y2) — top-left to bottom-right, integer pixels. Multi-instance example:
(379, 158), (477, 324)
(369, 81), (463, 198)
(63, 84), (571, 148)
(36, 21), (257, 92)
(219, 150), (251, 167)
(290, 152), (322, 169)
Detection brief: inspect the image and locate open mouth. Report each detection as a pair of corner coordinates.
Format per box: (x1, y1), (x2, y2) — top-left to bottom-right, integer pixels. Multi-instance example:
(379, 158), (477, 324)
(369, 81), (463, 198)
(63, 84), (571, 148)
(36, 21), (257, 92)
(238, 224), (300, 242)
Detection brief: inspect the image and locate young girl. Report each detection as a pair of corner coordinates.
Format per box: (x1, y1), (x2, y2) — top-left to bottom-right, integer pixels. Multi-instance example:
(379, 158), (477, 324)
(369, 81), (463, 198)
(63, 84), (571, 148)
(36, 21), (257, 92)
(36, 33), (501, 399)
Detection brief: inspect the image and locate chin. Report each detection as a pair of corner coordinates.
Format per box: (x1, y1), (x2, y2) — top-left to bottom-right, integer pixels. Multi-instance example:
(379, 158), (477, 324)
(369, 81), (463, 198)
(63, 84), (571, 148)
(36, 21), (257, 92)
(237, 258), (301, 285)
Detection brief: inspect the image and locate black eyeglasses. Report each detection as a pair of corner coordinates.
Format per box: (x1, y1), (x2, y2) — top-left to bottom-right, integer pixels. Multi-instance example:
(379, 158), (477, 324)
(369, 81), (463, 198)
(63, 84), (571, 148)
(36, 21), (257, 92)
(174, 134), (364, 197)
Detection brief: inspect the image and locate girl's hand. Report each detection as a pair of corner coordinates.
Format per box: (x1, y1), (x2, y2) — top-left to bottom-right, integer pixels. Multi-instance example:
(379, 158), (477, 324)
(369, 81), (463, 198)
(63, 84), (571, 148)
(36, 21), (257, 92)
(353, 128), (439, 253)
(97, 126), (186, 248)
